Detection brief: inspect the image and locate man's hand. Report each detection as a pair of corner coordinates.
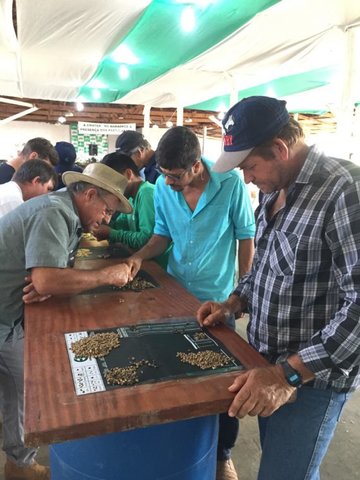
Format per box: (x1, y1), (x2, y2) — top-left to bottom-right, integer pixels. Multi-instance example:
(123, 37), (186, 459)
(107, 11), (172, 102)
(197, 301), (232, 327)
(125, 256), (142, 280)
(23, 276), (52, 304)
(228, 365), (296, 418)
(104, 263), (132, 287)
(92, 224), (111, 241)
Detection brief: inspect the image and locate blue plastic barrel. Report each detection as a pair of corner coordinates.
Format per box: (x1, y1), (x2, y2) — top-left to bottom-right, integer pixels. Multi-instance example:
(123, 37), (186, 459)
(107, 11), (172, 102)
(50, 415), (218, 480)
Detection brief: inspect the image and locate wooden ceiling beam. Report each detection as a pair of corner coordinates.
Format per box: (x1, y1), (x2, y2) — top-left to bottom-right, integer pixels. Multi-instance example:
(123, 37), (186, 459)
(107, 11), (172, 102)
(0, 96), (336, 138)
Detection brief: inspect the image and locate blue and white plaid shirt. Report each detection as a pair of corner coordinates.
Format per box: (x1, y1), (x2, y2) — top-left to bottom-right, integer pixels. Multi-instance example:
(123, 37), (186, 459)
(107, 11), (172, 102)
(234, 145), (360, 392)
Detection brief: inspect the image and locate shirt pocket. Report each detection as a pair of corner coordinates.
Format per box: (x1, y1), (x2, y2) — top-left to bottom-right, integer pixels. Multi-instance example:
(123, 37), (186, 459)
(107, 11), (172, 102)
(268, 231), (299, 276)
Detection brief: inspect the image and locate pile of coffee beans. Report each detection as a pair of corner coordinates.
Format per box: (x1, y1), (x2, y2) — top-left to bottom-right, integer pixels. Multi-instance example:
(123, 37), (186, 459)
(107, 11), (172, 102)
(71, 332), (120, 358)
(177, 350), (231, 370)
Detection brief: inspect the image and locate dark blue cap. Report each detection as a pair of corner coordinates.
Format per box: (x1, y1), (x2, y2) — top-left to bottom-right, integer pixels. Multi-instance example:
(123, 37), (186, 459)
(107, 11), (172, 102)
(115, 130), (148, 153)
(213, 96), (289, 172)
(55, 142), (76, 167)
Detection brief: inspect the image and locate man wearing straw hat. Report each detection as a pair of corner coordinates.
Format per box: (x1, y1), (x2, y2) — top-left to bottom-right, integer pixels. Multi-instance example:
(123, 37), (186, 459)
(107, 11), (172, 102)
(0, 163), (132, 480)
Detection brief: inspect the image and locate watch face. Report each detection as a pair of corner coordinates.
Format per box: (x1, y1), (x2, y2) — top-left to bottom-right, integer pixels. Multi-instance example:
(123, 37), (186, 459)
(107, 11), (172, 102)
(281, 361), (302, 387)
(288, 372), (302, 387)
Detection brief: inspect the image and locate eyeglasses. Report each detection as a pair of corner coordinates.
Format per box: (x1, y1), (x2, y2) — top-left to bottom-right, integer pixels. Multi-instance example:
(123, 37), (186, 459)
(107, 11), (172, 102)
(155, 166), (190, 181)
(98, 193), (115, 217)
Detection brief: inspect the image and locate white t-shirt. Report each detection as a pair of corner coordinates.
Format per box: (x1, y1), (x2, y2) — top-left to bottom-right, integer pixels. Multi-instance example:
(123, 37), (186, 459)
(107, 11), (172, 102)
(0, 181), (23, 218)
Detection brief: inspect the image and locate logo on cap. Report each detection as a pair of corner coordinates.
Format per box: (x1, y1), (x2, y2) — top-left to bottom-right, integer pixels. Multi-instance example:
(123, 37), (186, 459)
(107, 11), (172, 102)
(224, 135), (233, 146)
(224, 115), (235, 132)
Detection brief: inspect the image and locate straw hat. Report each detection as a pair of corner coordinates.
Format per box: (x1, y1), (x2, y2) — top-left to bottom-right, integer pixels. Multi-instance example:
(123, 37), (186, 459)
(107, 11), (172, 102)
(62, 162), (132, 213)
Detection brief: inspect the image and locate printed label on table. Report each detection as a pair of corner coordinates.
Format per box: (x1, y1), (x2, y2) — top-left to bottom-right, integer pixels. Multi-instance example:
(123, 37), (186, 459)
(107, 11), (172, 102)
(65, 332), (106, 395)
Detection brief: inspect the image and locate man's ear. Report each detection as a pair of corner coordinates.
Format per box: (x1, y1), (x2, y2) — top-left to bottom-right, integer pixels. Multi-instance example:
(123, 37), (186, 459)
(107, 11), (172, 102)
(120, 168), (132, 181)
(84, 187), (98, 202)
(273, 138), (289, 160)
(31, 176), (41, 185)
(28, 152), (39, 160)
(192, 160), (201, 174)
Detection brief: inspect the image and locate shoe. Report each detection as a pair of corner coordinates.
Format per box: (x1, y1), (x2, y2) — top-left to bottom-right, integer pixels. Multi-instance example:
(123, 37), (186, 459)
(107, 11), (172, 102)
(216, 458), (239, 480)
(5, 460), (50, 480)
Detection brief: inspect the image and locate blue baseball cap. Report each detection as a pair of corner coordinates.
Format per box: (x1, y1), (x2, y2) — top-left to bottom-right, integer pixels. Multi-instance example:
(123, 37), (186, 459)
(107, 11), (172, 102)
(212, 96), (290, 173)
(55, 141), (76, 167)
(115, 130), (148, 153)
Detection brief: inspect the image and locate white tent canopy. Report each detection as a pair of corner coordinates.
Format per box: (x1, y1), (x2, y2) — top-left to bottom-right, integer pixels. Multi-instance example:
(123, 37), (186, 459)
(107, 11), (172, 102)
(0, 0), (359, 116)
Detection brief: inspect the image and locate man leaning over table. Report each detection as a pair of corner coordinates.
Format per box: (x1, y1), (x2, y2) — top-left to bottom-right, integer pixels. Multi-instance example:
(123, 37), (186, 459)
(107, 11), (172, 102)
(0, 159), (57, 218)
(197, 96), (360, 480)
(125, 125), (255, 480)
(0, 163), (132, 480)
(0, 137), (59, 185)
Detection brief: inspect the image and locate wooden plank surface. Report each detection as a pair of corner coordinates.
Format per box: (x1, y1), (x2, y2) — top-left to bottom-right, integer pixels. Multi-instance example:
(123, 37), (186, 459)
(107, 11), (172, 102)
(24, 258), (268, 447)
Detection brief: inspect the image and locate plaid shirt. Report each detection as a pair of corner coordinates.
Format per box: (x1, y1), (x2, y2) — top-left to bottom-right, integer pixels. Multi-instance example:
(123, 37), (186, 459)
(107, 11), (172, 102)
(235, 145), (360, 392)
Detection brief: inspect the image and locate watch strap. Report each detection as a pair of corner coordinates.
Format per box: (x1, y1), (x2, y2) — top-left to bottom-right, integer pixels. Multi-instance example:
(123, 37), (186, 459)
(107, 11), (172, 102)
(280, 360), (303, 388)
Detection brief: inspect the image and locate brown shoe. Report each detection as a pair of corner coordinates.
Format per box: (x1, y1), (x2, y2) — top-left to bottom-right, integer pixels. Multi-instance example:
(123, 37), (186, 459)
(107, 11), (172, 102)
(216, 458), (239, 480)
(5, 460), (50, 480)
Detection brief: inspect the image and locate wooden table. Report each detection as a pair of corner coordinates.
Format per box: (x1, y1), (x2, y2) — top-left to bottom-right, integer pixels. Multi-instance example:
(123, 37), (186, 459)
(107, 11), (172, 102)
(24, 257), (268, 447)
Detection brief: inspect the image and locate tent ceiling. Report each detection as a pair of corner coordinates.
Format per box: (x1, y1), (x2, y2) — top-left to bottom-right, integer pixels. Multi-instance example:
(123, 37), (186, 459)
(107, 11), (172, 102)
(0, 0), (359, 120)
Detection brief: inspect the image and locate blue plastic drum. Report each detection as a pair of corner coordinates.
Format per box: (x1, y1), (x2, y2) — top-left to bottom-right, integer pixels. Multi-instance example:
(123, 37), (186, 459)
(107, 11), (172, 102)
(50, 415), (218, 480)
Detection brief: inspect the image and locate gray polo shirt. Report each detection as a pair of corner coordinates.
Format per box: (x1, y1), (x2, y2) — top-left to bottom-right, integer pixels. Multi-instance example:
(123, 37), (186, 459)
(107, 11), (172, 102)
(0, 190), (82, 346)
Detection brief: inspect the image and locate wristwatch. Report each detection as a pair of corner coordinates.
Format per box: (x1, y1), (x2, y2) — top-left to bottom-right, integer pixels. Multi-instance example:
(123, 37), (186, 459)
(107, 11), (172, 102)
(280, 360), (303, 388)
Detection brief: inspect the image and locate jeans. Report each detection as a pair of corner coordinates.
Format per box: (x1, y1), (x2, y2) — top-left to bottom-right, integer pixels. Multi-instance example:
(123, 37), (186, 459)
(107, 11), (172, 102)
(257, 385), (350, 480)
(217, 314), (239, 461)
(0, 323), (38, 466)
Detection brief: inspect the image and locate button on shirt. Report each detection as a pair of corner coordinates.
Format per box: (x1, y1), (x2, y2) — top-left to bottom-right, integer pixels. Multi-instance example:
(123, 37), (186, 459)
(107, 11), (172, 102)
(154, 159), (255, 302)
(234, 145), (360, 393)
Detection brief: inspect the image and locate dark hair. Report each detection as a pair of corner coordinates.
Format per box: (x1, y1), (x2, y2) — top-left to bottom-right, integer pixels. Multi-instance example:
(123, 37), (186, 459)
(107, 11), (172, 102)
(13, 158), (58, 188)
(115, 130), (151, 155)
(101, 152), (140, 176)
(67, 181), (108, 196)
(254, 117), (305, 158)
(156, 126), (201, 170)
(21, 137), (59, 166)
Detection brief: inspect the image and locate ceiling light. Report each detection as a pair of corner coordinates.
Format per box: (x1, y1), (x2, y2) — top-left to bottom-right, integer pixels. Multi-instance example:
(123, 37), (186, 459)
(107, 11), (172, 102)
(181, 6), (196, 32)
(58, 116), (66, 124)
(111, 45), (139, 65)
(92, 89), (101, 100)
(118, 65), (129, 80)
(87, 79), (106, 89)
(265, 87), (276, 97)
(185, 118), (193, 123)
(175, 0), (216, 6)
(75, 102), (84, 112)
(166, 121), (173, 128)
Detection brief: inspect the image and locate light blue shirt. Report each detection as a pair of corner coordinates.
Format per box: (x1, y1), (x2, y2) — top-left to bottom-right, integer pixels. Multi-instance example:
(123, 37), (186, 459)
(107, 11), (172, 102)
(154, 159), (255, 302)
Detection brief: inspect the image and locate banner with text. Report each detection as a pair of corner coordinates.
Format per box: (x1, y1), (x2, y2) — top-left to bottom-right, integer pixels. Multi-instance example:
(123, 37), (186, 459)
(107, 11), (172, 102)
(78, 122), (136, 135)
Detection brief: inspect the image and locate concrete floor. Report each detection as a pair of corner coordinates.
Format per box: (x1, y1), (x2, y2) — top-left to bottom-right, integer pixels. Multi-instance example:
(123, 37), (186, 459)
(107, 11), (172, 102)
(0, 320), (359, 479)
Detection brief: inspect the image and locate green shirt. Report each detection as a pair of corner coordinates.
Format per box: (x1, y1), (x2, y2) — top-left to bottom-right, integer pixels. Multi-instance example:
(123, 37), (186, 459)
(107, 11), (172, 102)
(109, 181), (170, 268)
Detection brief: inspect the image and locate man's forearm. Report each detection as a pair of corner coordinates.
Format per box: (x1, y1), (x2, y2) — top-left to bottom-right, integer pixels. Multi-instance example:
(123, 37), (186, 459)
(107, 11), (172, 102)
(238, 238), (255, 277)
(287, 354), (316, 384)
(133, 234), (170, 261)
(224, 293), (248, 316)
(31, 265), (127, 296)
